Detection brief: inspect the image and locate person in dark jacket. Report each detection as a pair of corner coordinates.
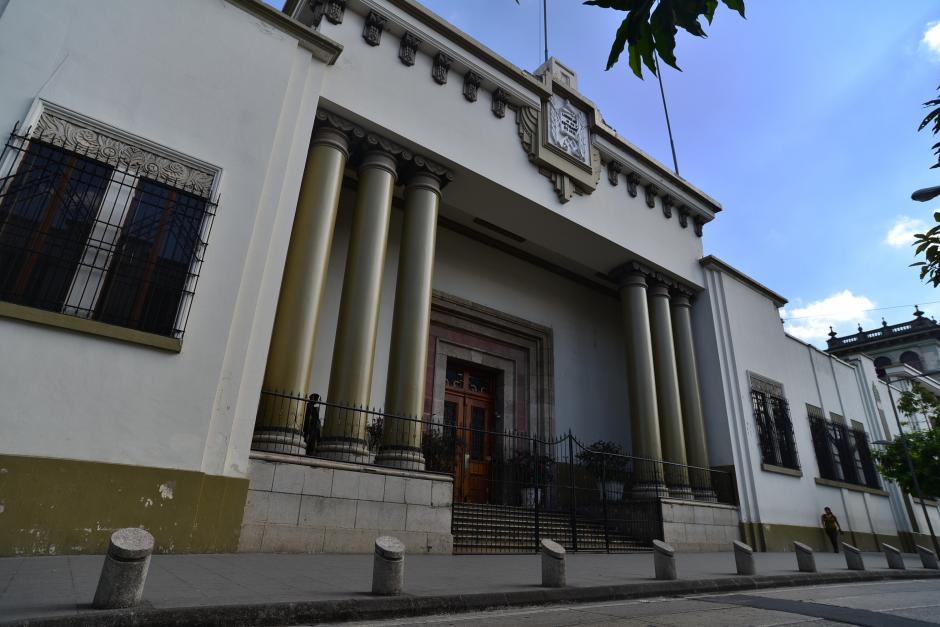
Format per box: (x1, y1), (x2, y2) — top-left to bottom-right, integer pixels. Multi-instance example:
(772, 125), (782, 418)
(821, 507), (842, 552)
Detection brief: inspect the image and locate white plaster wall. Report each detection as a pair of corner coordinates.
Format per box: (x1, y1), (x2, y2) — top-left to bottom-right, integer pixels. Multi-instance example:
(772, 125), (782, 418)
(702, 265), (898, 536)
(0, 0), (329, 478)
(308, 193), (632, 447)
(315, 6), (706, 285)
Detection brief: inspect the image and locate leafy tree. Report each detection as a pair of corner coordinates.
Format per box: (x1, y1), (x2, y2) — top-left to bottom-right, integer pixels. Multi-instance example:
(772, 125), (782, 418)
(583, 0), (746, 79)
(912, 87), (940, 286)
(873, 385), (940, 498)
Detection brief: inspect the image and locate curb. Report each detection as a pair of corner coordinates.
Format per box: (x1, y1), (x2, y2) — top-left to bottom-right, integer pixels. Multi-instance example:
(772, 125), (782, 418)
(4, 569), (939, 627)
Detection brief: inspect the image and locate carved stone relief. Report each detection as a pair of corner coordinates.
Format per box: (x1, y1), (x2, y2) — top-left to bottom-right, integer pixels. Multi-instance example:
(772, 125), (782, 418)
(491, 88), (509, 119)
(677, 206), (689, 228)
(432, 52), (452, 85)
(607, 160), (622, 186)
(33, 110), (216, 197)
(362, 10), (386, 46)
(463, 71), (481, 102)
(546, 95), (590, 167)
(661, 194), (674, 219)
(398, 33), (420, 66)
(310, 0), (345, 26)
(644, 184), (657, 209)
(626, 171), (639, 197)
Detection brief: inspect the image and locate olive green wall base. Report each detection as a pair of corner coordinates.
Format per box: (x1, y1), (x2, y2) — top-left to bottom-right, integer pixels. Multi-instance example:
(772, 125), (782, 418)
(740, 522), (901, 554)
(0, 454), (248, 556)
(899, 531), (938, 553)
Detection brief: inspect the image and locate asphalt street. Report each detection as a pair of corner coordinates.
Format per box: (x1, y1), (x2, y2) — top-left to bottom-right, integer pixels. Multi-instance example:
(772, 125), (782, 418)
(321, 578), (940, 626)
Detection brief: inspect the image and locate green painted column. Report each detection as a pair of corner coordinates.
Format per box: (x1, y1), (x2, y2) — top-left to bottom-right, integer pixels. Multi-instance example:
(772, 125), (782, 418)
(317, 149), (397, 463)
(618, 267), (666, 498)
(648, 281), (692, 499)
(671, 290), (716, 502)
(377, 171), (442, 471)
(253, 125), (349, 454)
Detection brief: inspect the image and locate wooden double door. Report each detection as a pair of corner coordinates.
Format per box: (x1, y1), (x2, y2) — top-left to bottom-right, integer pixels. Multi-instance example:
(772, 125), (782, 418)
(444, 363), (495, 503)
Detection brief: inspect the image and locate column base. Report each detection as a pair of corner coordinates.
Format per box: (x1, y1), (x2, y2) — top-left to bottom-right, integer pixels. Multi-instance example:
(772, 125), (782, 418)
(315, 437), (372, 464)
(632, 482), (668, 500)
(251, 428), (306, 456)
(667, 485), (694, 500)
(693, 488), (718, 503)
(375, 447), (426, 471)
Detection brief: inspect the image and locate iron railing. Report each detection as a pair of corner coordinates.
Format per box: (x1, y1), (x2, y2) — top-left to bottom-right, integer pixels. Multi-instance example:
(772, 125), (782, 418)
(252, 391), (737, 553)
(0, 124), (217, 339)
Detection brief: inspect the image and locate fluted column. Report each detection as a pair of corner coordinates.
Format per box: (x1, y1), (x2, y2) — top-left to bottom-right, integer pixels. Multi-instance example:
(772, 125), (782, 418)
(671, 290), (716, 501)
(617, 267), (666, 498)
(648, 281), (692, 499)
(376, 172), (442, 470)
(317, 149), (397, 462)
(253, 125), (349, 454)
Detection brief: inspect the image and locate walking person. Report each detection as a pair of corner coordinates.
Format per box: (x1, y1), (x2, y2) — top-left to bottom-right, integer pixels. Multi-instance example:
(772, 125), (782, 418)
(821, 507), (842, 553)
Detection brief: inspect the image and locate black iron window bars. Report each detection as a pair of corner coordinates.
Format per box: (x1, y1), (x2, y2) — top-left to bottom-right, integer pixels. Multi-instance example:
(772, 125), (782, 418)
(0, 123), (218, 339)
(809, 413), (881, 489)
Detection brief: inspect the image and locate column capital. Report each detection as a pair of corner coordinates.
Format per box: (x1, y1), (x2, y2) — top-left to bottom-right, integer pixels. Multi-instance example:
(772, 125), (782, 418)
(610, 260), (656, 288)
(404, 170), (442, 196)
(314, 110), (365, 149)
(671, 286), (696, 308)
(359, 148), (398, 180)
(311, 126), (351, 157)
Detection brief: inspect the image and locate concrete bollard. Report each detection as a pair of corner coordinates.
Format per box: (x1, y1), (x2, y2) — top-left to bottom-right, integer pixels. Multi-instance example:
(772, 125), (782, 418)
(539, 538), (566, 587)
(793, 541), (816, 573)
(732, 540), (755, 575)
(917, 545), (939, 570)
(653, 540), (677, 580)
(883, 543), (905, 570)
(372, 536), (405, 595)
(92, 528), (155, 609)
(841, 542), (865, 571)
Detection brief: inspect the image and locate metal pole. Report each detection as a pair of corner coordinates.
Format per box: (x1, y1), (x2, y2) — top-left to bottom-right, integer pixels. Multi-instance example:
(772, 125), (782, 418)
(601, 455), (610, 553)
(885, 378), (940, 555)
(653, 55), (679, 176)
(542, 0), (548, 64)
(532, 437), (540, 552)
(568, 430), (578, 552)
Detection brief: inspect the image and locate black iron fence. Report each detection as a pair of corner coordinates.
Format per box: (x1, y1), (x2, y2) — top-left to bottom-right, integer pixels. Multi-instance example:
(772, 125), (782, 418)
(252, 391), (737, 553)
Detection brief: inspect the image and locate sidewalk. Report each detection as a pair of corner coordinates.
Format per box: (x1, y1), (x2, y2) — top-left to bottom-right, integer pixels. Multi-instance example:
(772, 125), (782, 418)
(1, 550), (937, 626)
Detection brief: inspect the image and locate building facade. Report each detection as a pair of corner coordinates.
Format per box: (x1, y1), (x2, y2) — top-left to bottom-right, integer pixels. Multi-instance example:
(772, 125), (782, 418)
(0, 0), (936, 556)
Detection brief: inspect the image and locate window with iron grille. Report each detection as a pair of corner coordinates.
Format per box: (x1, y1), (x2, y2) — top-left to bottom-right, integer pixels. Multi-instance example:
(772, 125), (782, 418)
(808, 412), (881, 489)
(0, 106), (218, 340)
(749, 374), (800, 470)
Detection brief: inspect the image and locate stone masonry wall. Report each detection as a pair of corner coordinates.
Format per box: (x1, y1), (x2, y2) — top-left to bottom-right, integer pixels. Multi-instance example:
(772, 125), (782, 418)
(660, 498), (740, 552)
(238, 453), (453, 554)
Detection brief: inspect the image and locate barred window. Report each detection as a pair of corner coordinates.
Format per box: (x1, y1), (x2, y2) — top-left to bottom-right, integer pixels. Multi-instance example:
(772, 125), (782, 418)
(750, 375), (800, 470)
(808, 412), (880, 489)
(0, 111), (217, 341)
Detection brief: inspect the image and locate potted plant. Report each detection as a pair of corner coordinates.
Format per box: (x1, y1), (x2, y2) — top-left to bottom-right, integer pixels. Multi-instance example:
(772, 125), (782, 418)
(365, 416), (384, 463)
(509, 449), (554, 508)
(577, 440), (630, 501)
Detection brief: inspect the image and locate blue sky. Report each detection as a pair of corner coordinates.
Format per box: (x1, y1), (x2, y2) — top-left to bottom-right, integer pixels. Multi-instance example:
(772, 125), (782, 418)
(284, 1), (940, 345)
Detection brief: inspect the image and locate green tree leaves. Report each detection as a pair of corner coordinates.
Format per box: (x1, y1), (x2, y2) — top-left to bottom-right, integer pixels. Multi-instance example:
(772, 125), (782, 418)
(918, 85), (940, 169)
(584, 0), (746, 79)
(874, 385), (940, 498)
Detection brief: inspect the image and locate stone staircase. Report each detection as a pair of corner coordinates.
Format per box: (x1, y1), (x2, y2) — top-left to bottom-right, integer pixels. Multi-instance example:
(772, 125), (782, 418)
(452, 502), (653, 554)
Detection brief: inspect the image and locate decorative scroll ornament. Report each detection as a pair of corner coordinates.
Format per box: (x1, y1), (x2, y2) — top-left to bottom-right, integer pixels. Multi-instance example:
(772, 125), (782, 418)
(661, 194), (674, 219)
(693, 216), (704, 237)
(310, 0), (345, 26)
(606, 160), (622, 186)
(34, 111), (215, 197)
(677, 206), (689, 228)
(547, 95), (590, 166)
(362, 10), (386, 46)
(314, 109), (366, 142)
(491, 88), (509, 119)
(398, 33), (420, 66)
(644, 184), (657, 209)
(626, 171), (639, 198)
(432, 52), (452, 85)
(463, 71), (482, 102)
(516, 105), (539, 162)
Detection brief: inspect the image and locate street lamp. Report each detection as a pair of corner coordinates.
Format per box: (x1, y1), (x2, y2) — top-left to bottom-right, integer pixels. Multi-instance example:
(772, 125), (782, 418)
(912, 185), (940, 202)
(879, 369), (940, 555)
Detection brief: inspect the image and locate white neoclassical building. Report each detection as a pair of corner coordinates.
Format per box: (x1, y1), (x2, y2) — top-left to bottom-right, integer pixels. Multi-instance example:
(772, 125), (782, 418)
(0, 0), (937, 556)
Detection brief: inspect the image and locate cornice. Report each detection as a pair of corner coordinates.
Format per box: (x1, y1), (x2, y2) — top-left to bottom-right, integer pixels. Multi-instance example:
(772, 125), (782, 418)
(700, 255), (788, 308)
(226, 0), (342, 65)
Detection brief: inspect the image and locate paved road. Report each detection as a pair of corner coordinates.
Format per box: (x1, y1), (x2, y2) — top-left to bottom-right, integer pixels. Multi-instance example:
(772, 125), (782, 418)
(324, 578), (940, 626)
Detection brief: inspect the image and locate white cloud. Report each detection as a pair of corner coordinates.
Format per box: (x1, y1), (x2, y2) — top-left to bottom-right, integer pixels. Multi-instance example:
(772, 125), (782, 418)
(885, 216), (928, 248)
(782, 290), (875, 344)
(925, 21), (940, 59)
